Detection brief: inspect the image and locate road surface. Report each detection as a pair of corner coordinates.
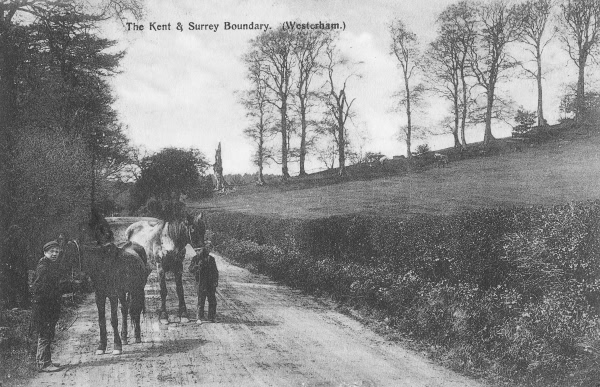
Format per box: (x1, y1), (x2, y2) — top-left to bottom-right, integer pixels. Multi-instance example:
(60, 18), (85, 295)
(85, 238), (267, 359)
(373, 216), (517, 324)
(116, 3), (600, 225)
(27, 221), (484, 387)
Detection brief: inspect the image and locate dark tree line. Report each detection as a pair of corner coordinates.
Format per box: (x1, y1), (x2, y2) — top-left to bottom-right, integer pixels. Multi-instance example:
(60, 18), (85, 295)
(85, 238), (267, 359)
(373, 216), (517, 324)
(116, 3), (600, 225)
(0, 1), (143, 309)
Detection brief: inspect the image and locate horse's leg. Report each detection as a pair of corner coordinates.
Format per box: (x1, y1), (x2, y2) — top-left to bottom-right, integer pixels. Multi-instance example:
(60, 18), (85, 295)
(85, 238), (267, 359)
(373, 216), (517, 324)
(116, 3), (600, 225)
(109, 296), (123, 355)
(175, 269), (189, 323)
(119, 292), (129, 345)
(158, 267), (169, 324)
(130, 290), (143, 343)
(95, 293), (107, 355)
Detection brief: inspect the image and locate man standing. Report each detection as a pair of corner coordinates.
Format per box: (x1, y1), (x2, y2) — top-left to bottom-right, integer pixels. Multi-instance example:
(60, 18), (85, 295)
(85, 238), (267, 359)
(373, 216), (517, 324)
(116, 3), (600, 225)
(189, 241), (219, 323)
(31, 240), (69, 372)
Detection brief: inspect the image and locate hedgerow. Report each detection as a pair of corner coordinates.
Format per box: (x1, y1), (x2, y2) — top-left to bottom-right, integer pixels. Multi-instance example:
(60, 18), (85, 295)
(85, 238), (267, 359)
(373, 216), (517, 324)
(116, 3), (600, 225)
(205, 201), (600, 386)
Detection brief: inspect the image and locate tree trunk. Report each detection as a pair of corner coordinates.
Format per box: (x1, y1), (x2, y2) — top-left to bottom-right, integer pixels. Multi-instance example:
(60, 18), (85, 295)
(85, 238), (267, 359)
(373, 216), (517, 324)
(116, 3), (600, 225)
(576, 56), (586, 123)
(337, 106), (346, 177)
(483, 85), (495, 146)
(460, 70), (468, 150)
(453, 94), (460, 148)
(536, 50), (545, 126)
(299, 100), (307, 177)
(280, 100), (289, 181)
(404, 72), (412, 159)
(257, 135), (265, 185)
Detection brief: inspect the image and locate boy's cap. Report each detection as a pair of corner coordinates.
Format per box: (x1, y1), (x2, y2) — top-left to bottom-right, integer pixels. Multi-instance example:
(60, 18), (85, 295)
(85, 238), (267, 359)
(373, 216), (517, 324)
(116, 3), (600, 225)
(43, 240), (60, 252)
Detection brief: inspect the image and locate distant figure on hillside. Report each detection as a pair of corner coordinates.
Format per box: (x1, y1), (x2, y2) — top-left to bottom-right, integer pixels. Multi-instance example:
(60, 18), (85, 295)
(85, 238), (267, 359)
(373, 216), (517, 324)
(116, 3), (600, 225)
(1, 225), (30, 309)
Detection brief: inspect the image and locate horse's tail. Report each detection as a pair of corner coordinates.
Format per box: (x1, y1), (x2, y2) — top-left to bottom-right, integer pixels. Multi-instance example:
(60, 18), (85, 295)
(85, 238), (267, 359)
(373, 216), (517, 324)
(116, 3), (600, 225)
(129, 288), (146, 317)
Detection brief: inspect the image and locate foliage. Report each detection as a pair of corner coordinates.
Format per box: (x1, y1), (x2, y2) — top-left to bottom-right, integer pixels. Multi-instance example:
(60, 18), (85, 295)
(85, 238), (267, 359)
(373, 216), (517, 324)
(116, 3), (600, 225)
(558, 0), (600, 121)
(207, 201), (600, 386)
(130, 147), (210, 210)
(513, 107), (537, 135)
(1, 8), (133, 255)
(415, 144), (430, 155)
(560, 89), (600, 125)
(515, 108), (537, 128)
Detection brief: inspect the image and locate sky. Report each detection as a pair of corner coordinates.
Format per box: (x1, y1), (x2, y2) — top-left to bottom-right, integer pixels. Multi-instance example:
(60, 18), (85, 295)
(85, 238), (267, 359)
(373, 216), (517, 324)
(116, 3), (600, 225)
(100, 0), (587, 175)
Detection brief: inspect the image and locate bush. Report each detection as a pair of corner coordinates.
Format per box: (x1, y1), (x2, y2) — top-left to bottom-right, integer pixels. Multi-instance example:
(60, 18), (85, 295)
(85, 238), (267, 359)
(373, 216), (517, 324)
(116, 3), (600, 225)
(206, 201), (600, 386)
(415, 144), (430, 155)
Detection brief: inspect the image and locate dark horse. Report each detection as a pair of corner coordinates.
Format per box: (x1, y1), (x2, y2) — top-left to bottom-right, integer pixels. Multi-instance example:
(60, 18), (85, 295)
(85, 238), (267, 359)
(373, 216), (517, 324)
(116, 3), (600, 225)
(126, 214), (204, 324)
(76, 211), (150, 354)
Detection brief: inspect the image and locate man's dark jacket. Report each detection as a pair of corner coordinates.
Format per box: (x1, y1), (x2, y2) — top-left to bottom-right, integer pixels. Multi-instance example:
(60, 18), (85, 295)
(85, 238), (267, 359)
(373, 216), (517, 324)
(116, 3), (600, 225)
(31, 257), (69, 328)
(189, 249), (218, 290)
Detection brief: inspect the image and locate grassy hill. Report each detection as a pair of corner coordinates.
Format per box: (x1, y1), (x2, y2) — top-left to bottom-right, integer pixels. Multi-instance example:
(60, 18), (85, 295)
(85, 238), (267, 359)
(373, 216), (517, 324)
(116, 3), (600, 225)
(192, 124), (600, 386)
(189, 124), (600, 219)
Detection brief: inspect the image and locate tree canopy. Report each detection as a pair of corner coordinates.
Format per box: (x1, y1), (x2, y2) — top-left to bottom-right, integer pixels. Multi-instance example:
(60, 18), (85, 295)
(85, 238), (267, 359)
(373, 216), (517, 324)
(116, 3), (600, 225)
(131, 148), (210, 209)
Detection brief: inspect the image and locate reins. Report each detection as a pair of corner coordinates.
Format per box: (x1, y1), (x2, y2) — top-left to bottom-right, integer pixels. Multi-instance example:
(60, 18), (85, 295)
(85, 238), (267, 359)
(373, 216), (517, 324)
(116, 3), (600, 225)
(69, 239), (82, 274)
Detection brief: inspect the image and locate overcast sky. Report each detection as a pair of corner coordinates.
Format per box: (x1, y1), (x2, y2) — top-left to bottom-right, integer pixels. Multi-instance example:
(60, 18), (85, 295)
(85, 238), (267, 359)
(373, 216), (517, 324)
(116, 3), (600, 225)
(101, 0), (587, 175)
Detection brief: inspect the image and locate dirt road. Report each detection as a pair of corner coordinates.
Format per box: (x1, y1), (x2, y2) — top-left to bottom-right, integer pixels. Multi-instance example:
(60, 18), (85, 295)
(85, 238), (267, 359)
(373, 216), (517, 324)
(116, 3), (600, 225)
(27, 227), (484, 386)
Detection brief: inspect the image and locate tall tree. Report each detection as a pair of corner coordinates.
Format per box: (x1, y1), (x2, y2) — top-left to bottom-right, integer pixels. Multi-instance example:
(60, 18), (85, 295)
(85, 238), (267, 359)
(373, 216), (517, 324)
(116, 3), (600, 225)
(131, 147), (209, 209)
(470, 0), (523, 146)
(241, 52), (275, 185)
(389, 19), (421, 159)
(247, 27), (296, 181)
(559, 0), (600, 122)
(28, 11), (128, 207)
(293, 29), (328, 176)
(432, 1), (478, 149)
(516, 0), (555, 126)
(321, 37), (359, 177)
(0, 0), (143, 230)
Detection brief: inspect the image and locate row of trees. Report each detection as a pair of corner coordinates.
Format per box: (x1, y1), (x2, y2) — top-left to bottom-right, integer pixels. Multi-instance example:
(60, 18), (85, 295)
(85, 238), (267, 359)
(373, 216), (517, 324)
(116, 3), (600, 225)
(239, 0), (600, 180)
(240, 28), (360, 180)
(394, 0), (600, 154)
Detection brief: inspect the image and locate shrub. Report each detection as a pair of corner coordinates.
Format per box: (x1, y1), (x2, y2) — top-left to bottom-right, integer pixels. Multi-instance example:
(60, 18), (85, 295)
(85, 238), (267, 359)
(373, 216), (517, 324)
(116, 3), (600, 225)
(206, 201), (600, 385)
(415, 144), (430, 155)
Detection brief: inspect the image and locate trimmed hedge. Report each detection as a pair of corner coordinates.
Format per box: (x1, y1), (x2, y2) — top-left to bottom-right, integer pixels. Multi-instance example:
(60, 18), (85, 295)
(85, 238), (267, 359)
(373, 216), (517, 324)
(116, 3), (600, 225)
(205, 201), (600, 385)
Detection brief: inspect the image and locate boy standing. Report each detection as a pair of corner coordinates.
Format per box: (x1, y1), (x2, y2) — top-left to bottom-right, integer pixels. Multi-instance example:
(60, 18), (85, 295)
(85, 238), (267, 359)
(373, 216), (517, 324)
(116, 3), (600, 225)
(188, 241), (219, 323)
(31, 240), (69, 372)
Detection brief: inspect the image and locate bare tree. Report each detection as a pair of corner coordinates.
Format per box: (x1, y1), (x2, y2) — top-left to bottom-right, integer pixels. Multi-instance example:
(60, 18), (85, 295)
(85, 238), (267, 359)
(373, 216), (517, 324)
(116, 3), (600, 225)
(389, 19), (421, 159)
(430, 1), (478, 149)
(559, 0), (600, 122)
(293, 29), (328, 176)
(516, 0), (555, 126)
(241, 52), (275, 185)
(470, 0), (523, 146)
(321, 37), (359, 177)
(247, 27), (296, 181)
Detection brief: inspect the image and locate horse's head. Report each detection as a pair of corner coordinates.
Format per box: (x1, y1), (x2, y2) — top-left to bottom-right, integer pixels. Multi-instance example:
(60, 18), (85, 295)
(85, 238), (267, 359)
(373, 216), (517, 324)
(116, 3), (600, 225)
(81, 208), (114, 245)
(185, 212), (206, 248)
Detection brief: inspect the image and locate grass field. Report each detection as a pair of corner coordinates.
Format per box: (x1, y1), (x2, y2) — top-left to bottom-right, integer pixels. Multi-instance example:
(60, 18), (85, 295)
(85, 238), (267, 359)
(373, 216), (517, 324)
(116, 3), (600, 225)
(189, 127), (600, 219)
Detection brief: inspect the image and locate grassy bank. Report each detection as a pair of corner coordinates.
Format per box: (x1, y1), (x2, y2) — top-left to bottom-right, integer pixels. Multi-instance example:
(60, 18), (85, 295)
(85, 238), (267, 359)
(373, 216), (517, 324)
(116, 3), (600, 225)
(0, 293), (86, 386)
(206, 202), (600, 386)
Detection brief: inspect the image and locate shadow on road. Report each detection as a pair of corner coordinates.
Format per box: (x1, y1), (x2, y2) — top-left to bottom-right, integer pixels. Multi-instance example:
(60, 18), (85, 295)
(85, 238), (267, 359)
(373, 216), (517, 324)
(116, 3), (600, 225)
(62, 338), (208, 369)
